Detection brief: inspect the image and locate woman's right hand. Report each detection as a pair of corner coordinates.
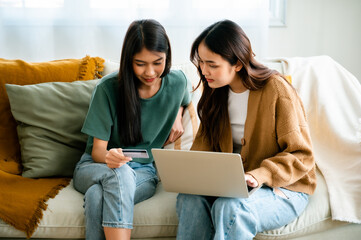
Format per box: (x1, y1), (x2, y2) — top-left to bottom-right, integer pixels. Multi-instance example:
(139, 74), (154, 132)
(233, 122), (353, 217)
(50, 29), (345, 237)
(245, 173), (259, 188)
(105, 148), (132, 168)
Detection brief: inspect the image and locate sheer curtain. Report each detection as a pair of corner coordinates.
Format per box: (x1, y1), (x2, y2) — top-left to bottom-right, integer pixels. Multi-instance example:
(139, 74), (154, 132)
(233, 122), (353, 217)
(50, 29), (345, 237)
(0, 0), (269, 64)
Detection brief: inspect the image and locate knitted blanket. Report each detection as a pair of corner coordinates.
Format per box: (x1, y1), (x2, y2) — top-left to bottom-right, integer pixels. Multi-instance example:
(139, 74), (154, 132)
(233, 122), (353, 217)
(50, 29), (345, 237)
(273, 56), (361, 223)
(0, 171), (70, 237)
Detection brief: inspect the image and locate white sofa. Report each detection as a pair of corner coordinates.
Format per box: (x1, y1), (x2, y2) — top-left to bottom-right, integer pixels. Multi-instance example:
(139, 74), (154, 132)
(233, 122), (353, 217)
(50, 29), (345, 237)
(1, 58), (361, 239)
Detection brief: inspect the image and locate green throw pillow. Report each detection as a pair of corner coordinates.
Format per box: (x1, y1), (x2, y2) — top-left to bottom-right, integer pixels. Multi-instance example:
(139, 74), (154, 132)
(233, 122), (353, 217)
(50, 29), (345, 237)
(5, 80), (98, 178)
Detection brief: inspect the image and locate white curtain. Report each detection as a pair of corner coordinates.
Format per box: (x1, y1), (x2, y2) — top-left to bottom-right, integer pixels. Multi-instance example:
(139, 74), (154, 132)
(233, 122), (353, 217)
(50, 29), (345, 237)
(0, 0), (269, 64)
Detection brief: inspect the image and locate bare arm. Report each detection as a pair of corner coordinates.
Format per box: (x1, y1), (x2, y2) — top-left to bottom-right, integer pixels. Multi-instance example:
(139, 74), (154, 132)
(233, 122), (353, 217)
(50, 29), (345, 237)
(92, 137), (132, 168)
(164, 106), (185, 146)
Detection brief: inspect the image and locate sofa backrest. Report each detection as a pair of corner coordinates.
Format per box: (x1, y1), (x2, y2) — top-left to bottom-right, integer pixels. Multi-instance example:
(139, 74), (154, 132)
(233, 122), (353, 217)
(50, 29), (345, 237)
(102, 60), (285, 88)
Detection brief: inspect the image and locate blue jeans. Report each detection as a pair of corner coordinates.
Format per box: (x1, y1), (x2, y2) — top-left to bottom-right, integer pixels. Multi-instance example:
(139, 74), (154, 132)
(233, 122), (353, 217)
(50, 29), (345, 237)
(176, 186), (309, 240)
(73, 153), (159, 240)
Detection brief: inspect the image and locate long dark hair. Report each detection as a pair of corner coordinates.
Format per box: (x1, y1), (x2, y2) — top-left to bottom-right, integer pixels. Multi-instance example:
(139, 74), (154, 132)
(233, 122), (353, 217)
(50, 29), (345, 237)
(118, 19), (171, 146)
(190, 19), (283, 151)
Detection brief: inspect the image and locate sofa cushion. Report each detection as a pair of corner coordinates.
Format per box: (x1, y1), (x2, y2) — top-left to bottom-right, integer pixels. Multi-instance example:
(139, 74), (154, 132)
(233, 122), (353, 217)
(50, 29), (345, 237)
(0, 181), (178, 239)
(0, 170), (358, 239)
(1, 61), (360, 239)
(0, 56), (104, 175)
(6, 80), (98, 178)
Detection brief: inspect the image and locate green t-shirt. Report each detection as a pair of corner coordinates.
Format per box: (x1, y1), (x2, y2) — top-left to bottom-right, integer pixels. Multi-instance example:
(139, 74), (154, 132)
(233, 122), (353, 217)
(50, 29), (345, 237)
(82, 70), (191, 163)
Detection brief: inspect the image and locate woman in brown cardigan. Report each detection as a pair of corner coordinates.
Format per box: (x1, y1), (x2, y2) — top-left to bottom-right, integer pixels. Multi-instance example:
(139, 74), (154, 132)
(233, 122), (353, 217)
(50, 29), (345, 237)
(176, 20), (317, 240)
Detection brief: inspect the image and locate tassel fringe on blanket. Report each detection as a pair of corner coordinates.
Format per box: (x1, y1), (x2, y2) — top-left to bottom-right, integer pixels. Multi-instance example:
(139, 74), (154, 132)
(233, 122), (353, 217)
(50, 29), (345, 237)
(0, 170), (70, 238)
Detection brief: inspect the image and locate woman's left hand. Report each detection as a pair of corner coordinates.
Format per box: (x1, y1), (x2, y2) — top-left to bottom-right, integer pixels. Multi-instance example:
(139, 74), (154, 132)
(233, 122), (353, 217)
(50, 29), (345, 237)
(164, 107), (184, 146)
(245, 173), (259, 188)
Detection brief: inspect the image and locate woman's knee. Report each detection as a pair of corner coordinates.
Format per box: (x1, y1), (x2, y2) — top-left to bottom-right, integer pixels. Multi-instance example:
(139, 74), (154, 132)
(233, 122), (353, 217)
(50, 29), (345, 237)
(73, 158), (110, 193)
(111, 164), (136, 182)
(212, 197), (243, 216)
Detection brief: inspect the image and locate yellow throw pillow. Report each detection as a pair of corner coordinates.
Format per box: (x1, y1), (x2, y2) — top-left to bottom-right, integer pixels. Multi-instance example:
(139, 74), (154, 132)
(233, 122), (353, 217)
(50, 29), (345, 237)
(0, 56), (104, 175)
(285, 75), (292, 84)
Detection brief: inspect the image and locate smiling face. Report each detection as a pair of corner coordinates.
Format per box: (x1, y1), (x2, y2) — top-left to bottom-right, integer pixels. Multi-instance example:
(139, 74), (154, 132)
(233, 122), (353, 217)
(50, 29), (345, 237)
(198, 41), (246, 93)
(132, 47), (166, 96)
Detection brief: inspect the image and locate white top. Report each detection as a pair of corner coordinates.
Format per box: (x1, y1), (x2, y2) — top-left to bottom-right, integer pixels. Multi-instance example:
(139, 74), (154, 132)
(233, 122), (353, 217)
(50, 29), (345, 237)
(228, 88), (249, 153)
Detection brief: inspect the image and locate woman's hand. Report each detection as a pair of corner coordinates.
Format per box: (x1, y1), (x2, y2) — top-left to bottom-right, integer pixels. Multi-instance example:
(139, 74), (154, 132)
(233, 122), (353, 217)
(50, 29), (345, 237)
(245, 173), (259, 188)
(105, 148), (132, 168)
(164, 107), (185, 146)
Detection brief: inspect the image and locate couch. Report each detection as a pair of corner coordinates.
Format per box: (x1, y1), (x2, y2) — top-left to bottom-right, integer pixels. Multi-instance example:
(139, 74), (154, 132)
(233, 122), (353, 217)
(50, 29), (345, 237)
(1, 57), (361, 239)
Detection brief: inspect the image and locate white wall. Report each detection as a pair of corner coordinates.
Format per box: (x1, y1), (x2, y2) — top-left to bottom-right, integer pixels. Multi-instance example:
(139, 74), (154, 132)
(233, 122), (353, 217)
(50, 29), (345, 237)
(267, 0), (361, 82)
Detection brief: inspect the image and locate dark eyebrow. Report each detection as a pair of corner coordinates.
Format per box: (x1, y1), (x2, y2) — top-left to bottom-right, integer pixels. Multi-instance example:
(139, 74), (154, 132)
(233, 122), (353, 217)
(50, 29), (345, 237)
(134, 57), (164, 63)
(198, 58), (216, 64)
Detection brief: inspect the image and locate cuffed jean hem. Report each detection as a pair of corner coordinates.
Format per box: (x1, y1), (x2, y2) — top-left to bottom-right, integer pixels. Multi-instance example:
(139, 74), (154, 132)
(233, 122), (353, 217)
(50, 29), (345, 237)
(102, 222), (133, 229)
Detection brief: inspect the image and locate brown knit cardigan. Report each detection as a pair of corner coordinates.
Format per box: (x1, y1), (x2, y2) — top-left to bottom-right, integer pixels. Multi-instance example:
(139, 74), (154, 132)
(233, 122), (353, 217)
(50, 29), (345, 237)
(191, 76), (317, 195)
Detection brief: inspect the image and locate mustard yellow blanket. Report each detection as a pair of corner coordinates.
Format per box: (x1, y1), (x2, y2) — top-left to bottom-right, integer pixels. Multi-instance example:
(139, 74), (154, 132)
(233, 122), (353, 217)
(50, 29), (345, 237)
(0, 56), (104, 237)
(0, 171), (70, 238)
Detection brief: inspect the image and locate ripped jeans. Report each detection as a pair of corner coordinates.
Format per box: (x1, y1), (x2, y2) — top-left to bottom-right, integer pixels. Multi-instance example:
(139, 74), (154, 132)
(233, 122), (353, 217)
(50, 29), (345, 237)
(176, 186), (308, 240)
(73, 153), (158, 240)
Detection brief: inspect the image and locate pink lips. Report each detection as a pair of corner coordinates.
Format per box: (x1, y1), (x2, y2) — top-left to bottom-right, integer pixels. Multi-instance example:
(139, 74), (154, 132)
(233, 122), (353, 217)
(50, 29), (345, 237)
(206, 78), (214, 83)
(145, 78), (155, 82)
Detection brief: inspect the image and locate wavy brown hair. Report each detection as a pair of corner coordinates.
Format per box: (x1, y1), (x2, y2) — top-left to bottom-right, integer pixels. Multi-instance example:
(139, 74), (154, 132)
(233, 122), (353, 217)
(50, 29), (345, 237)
(190, 19), (285, 151)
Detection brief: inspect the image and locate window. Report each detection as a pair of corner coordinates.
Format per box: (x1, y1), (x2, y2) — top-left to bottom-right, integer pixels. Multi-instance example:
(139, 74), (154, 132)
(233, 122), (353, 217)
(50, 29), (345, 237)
(0, 0), (63, 8)
(0, 0), (286, 27)
(269, 0), (286, 27)
(0, 0), (280, 62)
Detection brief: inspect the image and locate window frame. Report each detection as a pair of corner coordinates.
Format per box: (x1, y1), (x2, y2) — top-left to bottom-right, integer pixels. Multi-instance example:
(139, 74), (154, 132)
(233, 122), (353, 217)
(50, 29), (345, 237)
(0, 0), (287, 27)
(269, 0), (286, 27)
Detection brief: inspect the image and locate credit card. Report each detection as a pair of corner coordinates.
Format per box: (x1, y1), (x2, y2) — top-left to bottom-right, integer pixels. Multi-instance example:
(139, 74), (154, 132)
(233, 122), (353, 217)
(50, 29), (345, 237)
(123, 149), (149, 159)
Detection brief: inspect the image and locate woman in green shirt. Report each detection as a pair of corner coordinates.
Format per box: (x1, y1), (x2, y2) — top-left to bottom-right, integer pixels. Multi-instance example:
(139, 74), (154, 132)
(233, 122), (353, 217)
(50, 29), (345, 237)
(73, 19), (191, 240)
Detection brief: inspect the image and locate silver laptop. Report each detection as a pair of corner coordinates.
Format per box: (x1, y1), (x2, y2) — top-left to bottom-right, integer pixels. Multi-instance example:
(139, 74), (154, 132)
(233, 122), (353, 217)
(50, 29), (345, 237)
(151, 149), (260, 198)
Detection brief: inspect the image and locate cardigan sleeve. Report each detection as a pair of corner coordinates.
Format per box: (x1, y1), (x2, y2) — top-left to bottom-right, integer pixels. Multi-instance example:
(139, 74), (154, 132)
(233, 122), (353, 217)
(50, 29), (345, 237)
(248, 94), (315, 189)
